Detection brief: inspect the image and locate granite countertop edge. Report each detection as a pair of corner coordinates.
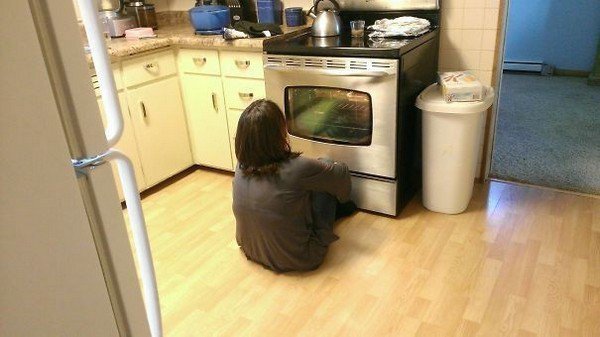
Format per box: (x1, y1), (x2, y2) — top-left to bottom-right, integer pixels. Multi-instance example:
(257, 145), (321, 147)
(103, 24), (311, 60)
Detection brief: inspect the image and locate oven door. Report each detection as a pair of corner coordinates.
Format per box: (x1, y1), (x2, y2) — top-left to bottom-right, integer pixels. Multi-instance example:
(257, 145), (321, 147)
(264, 55), (399, 179)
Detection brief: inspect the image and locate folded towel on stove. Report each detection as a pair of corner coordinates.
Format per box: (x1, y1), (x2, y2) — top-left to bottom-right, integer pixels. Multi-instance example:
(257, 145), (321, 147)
(368, 16), (431, 38)
(223, 27), (249, 40)
(233, 21), (283, 38)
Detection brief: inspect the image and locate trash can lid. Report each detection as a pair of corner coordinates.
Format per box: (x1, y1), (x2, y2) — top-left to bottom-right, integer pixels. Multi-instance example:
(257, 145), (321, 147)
(416, 84), (495, 114)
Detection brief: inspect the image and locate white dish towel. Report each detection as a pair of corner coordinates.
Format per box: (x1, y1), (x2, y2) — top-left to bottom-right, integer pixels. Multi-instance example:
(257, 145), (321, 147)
(368, 16), (431, 38)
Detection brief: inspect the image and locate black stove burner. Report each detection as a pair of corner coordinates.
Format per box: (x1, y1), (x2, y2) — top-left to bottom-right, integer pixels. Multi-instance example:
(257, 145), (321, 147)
(264, 10), (440, 59)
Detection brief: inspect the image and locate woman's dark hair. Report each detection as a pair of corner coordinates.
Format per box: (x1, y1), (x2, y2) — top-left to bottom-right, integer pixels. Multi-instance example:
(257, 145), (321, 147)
(235, 99), (299, 176)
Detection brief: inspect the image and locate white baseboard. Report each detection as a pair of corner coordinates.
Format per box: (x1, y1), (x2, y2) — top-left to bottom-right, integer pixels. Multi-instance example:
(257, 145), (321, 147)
(503, 60), (554, 75)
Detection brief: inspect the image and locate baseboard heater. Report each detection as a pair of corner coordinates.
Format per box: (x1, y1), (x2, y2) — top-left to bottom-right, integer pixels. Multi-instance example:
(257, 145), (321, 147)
(503, 60), (554, 75)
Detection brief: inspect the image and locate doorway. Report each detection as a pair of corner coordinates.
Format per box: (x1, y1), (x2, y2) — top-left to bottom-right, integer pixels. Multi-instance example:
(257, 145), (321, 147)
(489, 0), (600, 195)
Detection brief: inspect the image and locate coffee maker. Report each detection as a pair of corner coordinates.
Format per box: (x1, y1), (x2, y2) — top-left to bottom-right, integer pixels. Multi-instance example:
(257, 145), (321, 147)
(194, 0), (250, 24)
(124, 1), (158, 29)
(98, 0), (137, 37)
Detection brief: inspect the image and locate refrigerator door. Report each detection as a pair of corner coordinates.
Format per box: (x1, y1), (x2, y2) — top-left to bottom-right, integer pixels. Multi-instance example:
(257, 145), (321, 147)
(0, 1), (153, 337)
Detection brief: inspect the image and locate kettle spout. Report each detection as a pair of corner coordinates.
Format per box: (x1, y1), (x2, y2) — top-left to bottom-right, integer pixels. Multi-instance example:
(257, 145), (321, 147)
(307, 11), (317, 19)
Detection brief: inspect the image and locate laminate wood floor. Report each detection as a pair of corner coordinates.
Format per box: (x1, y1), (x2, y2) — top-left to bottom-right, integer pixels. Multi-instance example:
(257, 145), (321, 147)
(127, 168), (600, 337)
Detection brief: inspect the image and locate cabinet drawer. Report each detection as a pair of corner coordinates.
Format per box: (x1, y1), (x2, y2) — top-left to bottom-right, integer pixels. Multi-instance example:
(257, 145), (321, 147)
(223, 78), (265, 110)
(178, 49), (220, 75)
(122, 50), (177, 87)
(220, 51), (264, 79)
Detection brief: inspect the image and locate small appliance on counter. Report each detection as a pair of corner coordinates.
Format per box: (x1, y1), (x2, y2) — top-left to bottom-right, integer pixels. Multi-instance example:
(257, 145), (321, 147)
(99, 10), (137, 38)
(240, 0), (258, 22)
(98, 0), (138, 38)
(256, 0), (282, 24)
(195, 0), (244, 25)
(284, 7), (303, 27)
(189, 5), (231, 35)
(223, 0), (244, 24)
(124, 1), (158, 29)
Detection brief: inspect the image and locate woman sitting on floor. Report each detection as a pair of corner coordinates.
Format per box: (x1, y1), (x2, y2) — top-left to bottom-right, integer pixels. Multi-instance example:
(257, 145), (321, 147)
(233, 99), (356, 273)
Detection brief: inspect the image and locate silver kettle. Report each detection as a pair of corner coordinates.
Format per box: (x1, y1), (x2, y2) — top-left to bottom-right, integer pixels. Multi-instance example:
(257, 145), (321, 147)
(308, 0), (342, 37)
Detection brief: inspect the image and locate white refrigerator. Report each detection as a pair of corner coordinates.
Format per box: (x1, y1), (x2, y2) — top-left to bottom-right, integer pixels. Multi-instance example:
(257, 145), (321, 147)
(1, 1), (161, 336)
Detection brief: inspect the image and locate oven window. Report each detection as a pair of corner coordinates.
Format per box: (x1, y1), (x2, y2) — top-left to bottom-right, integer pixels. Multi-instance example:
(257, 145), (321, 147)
(284, 86), (373, 146)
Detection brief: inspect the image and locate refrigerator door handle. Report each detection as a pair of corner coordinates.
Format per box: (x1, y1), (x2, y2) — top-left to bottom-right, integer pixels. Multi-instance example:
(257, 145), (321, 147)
(76, 0), (123, 149)
(73, 154), (162, 337)
(92, 149), (163, 337)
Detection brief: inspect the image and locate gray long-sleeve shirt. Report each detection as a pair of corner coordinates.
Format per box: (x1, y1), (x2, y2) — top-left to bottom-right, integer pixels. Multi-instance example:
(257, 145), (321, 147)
(233, 156), (351, 272)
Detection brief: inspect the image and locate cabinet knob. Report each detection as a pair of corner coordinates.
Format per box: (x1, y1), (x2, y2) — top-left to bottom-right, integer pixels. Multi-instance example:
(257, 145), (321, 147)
(193, 57), (207, 66)
(238, 92), (254, 101)
(144, 62), (158, 71)
(235, 60), (250, 69)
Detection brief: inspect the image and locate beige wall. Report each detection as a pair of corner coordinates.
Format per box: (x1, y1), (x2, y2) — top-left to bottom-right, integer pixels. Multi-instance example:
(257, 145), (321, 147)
(438, 0), (500, 86)
(149, 0), (172, 11)
(439, 0), (502, 176)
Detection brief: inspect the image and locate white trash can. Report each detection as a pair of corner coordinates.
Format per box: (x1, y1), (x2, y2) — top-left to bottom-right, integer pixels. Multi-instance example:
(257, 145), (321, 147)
(416, 84), (495, 214)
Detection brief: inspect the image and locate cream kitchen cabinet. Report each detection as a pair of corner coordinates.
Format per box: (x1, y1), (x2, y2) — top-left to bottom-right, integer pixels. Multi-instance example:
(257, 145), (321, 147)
(127, 76), (192, 186)
(178, 48), (266, 172)
(221, 51), (266, 170)
(181, 74), (233, 170)
(95, 50), (192, 197)
(96, 92), (147, 200)
(222, 77), (266, 110)
(220, 51), (264, 79)
(94, 65), (146, 200)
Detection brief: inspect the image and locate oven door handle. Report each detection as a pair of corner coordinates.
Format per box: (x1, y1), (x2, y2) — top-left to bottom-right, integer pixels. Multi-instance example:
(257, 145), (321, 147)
(263, 65), (396, 77)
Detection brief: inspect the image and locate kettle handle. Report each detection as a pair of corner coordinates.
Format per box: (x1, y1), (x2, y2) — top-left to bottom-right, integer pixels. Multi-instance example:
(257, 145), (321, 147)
(311, 0), (340, 14)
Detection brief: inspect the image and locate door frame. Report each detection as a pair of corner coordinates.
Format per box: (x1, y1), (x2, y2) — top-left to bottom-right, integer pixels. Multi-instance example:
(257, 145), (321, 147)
(480, 0), (510, 180)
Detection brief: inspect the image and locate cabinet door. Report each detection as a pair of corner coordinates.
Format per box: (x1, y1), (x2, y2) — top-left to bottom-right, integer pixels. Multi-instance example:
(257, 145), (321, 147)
(128, 77), (193, 186)
(181, 74), (233, 170)
(97, 92), (146, 200)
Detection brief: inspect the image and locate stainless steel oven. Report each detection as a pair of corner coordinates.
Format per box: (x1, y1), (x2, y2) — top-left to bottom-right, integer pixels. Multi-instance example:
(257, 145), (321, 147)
(264, 55), (399, 179)
(263, 4), (440, 216)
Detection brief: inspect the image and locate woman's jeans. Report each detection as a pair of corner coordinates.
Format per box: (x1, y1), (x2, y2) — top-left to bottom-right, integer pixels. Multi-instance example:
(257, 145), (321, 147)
(310, 192), (338, 245)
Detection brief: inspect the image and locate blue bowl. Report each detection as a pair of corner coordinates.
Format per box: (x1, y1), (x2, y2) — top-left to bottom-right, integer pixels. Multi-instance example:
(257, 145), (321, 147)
(189, 5), (230, 31)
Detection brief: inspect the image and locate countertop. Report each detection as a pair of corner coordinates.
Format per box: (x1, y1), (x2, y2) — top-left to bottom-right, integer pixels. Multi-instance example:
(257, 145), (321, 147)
(103, 23), (310, 59)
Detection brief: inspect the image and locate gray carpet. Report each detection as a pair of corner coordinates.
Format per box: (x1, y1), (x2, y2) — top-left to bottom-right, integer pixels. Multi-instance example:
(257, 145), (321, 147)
(490, 73), (600, 195)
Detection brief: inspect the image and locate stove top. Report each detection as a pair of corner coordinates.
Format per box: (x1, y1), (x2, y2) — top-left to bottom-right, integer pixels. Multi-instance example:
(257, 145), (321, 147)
(264, 10), (441, 59)
(264, 28), (438, 58)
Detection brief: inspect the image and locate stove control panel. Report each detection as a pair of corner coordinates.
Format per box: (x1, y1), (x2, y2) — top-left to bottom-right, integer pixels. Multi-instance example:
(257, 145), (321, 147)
(336, 0), (439, 11)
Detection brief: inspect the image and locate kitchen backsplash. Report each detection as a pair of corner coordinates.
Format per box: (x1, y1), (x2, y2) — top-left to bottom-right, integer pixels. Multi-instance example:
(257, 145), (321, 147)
(438, 0), (501, 86)
(156, 11), (190, 26)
